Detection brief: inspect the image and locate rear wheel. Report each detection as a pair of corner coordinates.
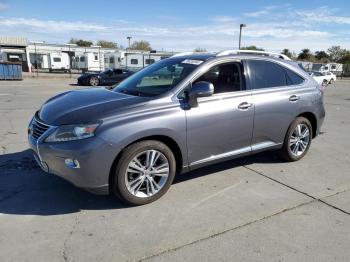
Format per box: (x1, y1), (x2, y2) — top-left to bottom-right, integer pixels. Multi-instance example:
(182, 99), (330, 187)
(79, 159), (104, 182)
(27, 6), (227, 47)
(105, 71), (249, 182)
(111, 140), (176, 205)
(89, 76), (99, 86)
(329, 78), (334, 84)
(280, 117), (312, 162)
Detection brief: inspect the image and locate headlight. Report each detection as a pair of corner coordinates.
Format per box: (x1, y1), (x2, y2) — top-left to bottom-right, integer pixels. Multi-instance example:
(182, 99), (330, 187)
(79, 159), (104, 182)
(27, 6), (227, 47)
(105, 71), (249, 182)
(45, 123), (100, 142)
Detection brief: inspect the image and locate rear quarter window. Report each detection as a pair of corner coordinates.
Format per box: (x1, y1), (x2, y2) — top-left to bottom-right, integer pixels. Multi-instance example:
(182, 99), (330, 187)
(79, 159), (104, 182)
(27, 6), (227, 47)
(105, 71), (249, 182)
(285, 67), (305, 85)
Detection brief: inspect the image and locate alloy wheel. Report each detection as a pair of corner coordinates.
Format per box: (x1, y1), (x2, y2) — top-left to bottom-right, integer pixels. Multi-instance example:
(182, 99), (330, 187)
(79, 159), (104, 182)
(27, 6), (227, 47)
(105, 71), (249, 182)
(125, 150), (170, 198)
(89, 77), (99, 86)
(289, 123), (310, 156)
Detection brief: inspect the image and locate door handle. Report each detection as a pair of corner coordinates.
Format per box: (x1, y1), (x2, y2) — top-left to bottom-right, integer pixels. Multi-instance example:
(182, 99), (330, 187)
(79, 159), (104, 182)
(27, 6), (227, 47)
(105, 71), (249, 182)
(238, 102), (253, 110)
(289, 95), (300, 102)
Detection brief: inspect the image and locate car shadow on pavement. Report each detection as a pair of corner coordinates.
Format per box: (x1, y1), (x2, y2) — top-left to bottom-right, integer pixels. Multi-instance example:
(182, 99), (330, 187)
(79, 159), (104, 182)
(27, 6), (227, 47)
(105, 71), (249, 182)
(0, 149), (130, 216)
(0, 149), (283, 216)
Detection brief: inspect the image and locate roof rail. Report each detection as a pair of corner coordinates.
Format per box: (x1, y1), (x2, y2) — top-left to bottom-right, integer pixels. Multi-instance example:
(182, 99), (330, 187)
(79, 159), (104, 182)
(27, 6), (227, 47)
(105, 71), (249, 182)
(216, 50), (291, 60)
(171, 52), (208, 58)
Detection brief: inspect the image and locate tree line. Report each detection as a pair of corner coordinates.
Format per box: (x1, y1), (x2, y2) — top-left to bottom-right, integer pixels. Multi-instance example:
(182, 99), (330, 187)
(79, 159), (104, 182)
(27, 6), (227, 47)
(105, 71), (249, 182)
(69, 38), (152, 51)
(70, 38), (350, 64)
(245, 45), (350, 64)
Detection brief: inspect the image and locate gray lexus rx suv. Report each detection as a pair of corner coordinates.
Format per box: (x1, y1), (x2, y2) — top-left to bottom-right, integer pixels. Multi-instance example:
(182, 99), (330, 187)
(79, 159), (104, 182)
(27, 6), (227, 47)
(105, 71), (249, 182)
(28, 52), (325, 205)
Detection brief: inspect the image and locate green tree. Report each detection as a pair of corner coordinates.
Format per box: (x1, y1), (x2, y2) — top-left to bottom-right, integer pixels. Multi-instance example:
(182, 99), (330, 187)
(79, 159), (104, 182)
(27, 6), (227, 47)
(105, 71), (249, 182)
(193, 47), (207, 52)
(241, 45), (265, 51)
(130, 40), (152, 51)
(327, 46), (347, 62)
(297, 49), (314, 61)
(315, 51), (329, 61)
(338, 51), (350, 64)
(96, 40), (118, 49)
(281, 49), (293, 59)
(69, 38), (93, 47)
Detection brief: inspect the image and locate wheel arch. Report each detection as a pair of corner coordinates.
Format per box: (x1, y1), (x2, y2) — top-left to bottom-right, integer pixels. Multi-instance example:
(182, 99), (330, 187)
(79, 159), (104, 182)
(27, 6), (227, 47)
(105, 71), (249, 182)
(298, 112), (317, 138)
(108, 135), (184, 192)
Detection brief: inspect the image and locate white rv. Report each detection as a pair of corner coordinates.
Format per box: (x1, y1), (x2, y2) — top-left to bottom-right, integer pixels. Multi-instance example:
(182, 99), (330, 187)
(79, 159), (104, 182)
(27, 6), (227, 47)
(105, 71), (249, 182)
(312, 63), (343, 76)
(119, 51), (170, 71)
(73, 52), (104, 72)
(104, 52), (123, 69)
(46, 52), (70, 72)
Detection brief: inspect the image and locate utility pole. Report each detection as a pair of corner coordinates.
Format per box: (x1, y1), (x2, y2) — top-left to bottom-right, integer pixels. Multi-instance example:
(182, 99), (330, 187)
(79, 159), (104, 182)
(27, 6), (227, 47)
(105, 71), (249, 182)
(30, 41), (44, 77)
(65, 43), (77, 77)
(239, 24), (246, 50)
(126, 36), (132, 70)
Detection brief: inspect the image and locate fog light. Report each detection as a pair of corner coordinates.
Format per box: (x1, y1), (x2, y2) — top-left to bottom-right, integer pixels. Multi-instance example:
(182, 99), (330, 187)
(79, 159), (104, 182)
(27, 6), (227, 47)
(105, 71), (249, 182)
(65, 158), (80, 169)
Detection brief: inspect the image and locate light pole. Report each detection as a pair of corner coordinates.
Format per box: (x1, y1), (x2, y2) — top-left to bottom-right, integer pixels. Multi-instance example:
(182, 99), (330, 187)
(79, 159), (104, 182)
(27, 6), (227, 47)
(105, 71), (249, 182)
(92, 45), (102, 72)
(126, 36), (132, 70)
(30, 41), (44, 77)
(239, 24), (246, 50)
(65, 43), (77, 77)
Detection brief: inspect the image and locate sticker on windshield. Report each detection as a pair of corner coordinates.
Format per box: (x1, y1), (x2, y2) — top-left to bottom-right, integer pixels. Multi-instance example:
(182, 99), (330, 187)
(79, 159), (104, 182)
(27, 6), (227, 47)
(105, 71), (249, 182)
(181, 59), (203, 65)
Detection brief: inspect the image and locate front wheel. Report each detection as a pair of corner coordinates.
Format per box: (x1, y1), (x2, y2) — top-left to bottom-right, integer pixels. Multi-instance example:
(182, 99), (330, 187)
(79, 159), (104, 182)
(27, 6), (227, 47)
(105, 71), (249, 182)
(322, 79), (328, 87)
(280, 117), (312, 162)
(111, 140), (176, 205)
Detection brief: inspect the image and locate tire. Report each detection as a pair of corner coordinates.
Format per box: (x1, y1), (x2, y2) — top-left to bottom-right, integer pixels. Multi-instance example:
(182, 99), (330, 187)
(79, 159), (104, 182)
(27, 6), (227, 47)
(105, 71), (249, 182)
(89, 76), (99, 86)
(280, 117), (312, 162)
(111, 140), (176, 205)
(329, 78), (334, 84)
(322, 79), (328, 87)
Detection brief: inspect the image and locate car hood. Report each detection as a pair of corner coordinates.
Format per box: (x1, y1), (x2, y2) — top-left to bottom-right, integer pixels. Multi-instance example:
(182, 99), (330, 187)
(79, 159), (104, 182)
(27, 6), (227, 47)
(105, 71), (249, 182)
(39, 88), (148, 125)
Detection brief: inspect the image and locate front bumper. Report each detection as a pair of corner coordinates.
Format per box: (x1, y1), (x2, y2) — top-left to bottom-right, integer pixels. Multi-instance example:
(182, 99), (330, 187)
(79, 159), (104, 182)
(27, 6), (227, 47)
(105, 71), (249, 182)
(28, 132), (116, 195)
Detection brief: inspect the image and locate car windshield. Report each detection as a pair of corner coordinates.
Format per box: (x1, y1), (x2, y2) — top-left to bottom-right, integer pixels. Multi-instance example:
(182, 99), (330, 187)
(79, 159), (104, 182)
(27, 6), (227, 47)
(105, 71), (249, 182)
(113, 58), (202, 97)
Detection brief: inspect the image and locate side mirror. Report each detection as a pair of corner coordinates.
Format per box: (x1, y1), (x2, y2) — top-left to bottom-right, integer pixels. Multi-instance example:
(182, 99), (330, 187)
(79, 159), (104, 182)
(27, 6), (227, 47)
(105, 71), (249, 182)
(188, 81), (214, 99)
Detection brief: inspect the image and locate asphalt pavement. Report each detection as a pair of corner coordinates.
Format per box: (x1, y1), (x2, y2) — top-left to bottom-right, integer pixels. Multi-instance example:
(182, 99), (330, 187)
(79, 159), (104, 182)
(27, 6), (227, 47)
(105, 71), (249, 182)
(0, 78), (349, 262)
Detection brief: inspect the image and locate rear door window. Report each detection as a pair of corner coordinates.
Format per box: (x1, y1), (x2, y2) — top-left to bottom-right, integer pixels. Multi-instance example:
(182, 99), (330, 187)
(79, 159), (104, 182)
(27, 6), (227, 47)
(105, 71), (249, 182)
(247, 60), (286, 89)
(248, 60), (304, 89)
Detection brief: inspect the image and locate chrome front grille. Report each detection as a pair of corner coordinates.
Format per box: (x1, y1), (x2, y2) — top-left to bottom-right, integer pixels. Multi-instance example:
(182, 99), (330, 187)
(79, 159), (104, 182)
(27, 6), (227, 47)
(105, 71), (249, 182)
(30, 116), (51, 140)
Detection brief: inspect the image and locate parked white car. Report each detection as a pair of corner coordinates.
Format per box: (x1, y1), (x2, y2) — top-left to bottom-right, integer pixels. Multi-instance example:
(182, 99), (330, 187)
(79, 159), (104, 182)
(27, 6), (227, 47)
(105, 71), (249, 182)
(308, 71), (329, 86)
(323, 72), (337, 84)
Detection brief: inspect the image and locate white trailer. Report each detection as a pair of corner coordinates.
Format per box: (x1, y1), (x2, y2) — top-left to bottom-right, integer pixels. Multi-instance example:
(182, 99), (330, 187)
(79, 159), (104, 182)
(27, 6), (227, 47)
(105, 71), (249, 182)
(119, 52), (171, 71)
(47, 52), (70, 72)
(312, 63), (343, 76)
(73, 52), (104, 72)
(104, 52), (123, 69)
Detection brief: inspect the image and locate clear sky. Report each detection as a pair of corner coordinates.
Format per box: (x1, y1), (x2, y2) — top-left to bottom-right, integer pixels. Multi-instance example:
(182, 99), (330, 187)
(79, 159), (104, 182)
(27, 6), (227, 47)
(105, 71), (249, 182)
(0, 0), (349, 52)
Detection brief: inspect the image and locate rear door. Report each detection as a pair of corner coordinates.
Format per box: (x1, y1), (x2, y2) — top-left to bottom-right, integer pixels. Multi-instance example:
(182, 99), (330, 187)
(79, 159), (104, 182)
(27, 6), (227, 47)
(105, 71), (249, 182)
(246, 59), (308, 150)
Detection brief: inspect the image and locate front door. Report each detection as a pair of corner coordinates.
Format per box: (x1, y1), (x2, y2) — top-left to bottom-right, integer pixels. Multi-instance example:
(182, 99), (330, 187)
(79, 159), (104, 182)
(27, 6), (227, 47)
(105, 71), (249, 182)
(185, 62), (254, 167)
